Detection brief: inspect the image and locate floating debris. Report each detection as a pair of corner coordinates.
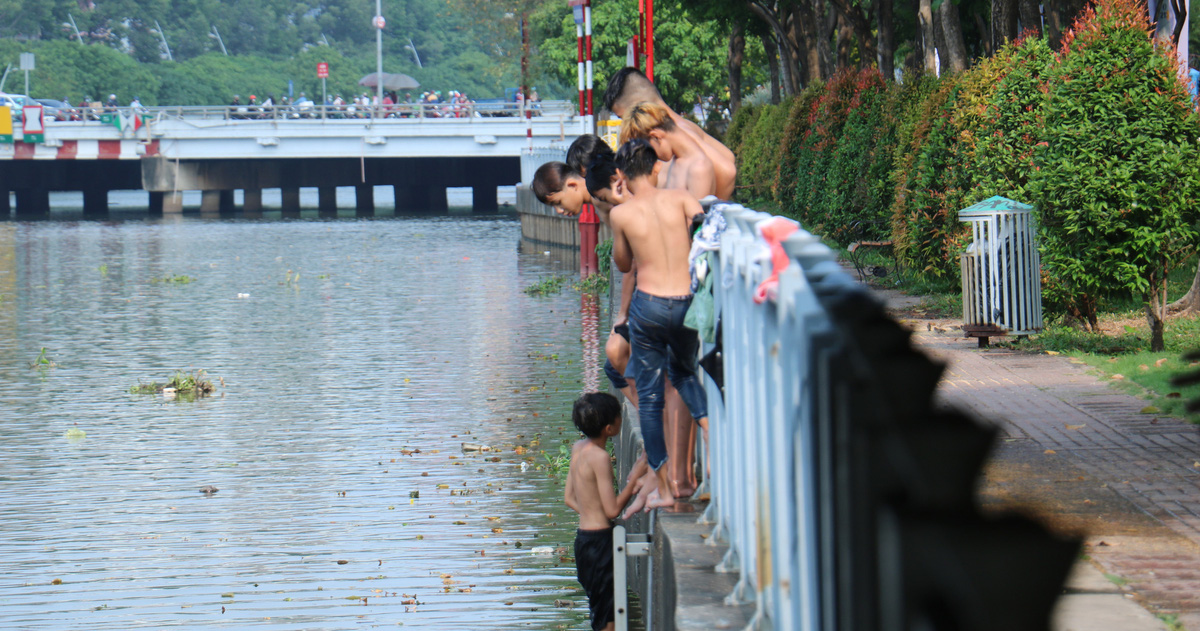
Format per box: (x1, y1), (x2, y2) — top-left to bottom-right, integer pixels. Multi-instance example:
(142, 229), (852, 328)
(131, 370), (216, 399)
(461, 443), (491, 452)
(199, 485), (218, 495)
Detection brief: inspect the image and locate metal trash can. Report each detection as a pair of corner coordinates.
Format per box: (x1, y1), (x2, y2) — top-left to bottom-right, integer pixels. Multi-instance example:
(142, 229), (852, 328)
(959, 196), (1043, 347)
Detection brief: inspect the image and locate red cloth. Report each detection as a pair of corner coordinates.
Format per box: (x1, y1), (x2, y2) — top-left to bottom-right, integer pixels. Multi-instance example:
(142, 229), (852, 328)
(754, 217), (800, 304)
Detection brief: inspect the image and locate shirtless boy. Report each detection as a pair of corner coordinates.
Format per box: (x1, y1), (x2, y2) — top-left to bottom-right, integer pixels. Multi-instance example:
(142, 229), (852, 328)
(609, 139), (709, 509)
(603, 67), (736, 200)
(618, 101), (715, 199)
(564, 392), (649, 631)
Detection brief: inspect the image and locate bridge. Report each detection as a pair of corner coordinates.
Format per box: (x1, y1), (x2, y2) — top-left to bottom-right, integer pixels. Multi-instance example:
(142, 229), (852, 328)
(0, 102), (581, 216)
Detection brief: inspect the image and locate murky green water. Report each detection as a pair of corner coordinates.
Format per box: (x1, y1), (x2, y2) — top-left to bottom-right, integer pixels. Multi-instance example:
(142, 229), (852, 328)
(0, 214), (606, 629)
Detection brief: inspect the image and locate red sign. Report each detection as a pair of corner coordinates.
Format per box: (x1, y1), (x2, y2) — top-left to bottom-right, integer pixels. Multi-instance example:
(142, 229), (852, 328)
(317, 62), (329, 78)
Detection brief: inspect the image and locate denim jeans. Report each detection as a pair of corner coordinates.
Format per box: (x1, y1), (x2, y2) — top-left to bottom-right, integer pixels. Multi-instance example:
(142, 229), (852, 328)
(629, 290), (708, 471)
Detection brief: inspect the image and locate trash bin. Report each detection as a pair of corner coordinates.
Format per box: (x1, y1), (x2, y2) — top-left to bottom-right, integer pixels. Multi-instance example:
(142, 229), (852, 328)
(959, 196), (1043, 347)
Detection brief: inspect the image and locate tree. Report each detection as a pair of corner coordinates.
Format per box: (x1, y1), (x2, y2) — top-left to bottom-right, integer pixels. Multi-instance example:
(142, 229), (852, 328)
(1031, 0), (1200, 348)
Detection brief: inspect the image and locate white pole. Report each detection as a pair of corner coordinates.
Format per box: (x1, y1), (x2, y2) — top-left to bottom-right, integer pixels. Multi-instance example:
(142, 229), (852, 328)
(585, 2), (593, 133)
(154, 20), (173, 62)
(68, 14), (82, 42)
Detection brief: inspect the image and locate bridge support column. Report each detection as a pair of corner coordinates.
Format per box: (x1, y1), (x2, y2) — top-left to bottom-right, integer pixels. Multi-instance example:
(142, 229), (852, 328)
(162, 192), (184, 214)
(472, 184), (498, 213)
(355, 184), (375, 216)
(318, 187), (338, 216)
(243, 189), (263, 213)
(14, 189), (50, 217)
(83, 189), (108, 217)
(200, 190), (222, 214)
(281, 187), (301, 216)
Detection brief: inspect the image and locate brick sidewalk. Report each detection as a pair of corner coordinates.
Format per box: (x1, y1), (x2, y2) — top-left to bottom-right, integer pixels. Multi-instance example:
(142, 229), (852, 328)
(913, 328), (1200, 628)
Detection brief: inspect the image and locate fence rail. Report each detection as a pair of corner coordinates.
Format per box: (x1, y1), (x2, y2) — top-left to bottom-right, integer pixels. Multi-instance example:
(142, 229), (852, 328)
(618, 201), (1078, 630)
(38, 100), (576, 125)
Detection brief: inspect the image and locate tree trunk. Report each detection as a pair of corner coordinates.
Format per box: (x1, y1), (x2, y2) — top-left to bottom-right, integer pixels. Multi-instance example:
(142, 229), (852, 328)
(939, 0), (970, 72)
(1044, 0), (1063, 49)
(746, 1), (801, 95)
(1168, 262), (1200, 314)
(836, 14), (855, 70)
(728, 21), (745, 116)
(1018, 0), (1042, 38)
(1147, 276), (1168, 352)
(975, 12), (993, 56)
(765, 36), (782, 104)
(877, 0), (895, 79)
(934, 5), (950, 74)
(919, 0), (938, 74)
(992, 0), (1018, 53)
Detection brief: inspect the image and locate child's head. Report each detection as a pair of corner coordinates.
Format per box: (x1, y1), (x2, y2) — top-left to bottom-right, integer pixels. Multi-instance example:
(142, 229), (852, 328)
(585, 153), (629, 208)
(531, 161), (587, 217)
(566, 134), (615, 177)
(618, 101), (676, 161)
(615, 138), (660, 182)
(603, 67), (664, 118)
(572, 392), (622, 439)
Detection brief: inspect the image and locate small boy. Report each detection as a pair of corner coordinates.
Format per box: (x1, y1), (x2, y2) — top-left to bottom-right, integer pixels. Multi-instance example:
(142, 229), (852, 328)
(565, 392), (648, 631)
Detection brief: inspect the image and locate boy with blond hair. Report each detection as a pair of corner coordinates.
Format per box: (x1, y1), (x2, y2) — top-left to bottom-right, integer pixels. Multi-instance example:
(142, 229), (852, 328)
(619, 101), (716, 200)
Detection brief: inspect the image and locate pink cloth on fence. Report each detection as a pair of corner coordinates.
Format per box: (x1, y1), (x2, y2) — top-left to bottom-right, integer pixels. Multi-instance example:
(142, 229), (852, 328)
(754, 217), (800, 304)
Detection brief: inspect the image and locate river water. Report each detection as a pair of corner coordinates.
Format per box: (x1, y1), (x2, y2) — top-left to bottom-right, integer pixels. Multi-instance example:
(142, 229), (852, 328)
(0, 199), (609, 629)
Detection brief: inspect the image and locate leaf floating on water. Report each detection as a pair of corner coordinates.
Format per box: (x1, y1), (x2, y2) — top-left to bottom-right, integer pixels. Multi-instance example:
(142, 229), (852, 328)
(421, 472), (429, 477)
(492, 528), (503, 534)
(409, 491), (419, 498)
(51, 578), (63, 585)
(504, 568), (515, 575)
(554, 599), (574, 608)
(64, 428), (86, 440)
(1064, 423), (1086, 430)
(415, 535), (424, 540)
(337, 560), (349, 565)
(485, 516), (500, 521)
(453, 520), (466, 525)
(436, 484), (449, 489)
(221, 593), (234, 598)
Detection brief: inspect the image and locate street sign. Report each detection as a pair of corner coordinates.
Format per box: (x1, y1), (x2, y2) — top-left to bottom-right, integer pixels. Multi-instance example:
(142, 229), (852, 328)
(22, 105), (44, 144)
(373, 15), (385, 29)
(19, 53), (34, 71)
(317, 62), (329, 78)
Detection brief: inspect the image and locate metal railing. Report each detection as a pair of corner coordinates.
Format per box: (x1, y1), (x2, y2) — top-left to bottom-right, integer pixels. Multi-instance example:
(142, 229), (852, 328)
(45, 100), (576, 125)
(679, 201), (1075, 630)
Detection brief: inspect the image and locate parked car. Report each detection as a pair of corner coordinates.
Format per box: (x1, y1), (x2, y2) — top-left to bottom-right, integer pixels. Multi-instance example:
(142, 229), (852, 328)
(36, 99), (79, 121)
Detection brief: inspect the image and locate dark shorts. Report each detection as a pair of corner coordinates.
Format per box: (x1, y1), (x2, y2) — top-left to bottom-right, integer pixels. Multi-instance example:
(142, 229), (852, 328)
(575, 528), (614, 631)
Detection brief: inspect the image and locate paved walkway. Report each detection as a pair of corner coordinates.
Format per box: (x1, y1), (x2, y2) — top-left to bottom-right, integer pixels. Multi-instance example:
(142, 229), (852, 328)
(909, 324), (1200, 630)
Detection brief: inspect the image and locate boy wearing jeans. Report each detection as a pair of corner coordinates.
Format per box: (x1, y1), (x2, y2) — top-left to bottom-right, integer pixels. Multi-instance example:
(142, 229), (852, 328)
(609, 138), (709, 510)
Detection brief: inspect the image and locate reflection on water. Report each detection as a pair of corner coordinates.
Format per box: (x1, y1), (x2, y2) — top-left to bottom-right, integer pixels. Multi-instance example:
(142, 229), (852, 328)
(0, 214), (606, 629)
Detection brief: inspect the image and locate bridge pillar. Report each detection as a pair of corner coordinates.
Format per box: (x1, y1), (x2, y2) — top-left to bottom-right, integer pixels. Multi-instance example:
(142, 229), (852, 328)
(83, 189), (109, 217)
(243, 189), (263, 213)
(472, 184), (498, 213)
(281, 186), (301, 216)
(355, 184), (375, 216)
(14, 189), (50, 217)
(318, 187), (338, 216)
(162, 192), (184, 214)
(200, 190), (222, 214)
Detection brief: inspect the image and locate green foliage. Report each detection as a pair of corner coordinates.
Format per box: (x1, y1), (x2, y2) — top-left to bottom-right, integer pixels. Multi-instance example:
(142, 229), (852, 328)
(736, 99), (792, 201)
(1030, 0), (1200, 332)
(130, 369), (216, 399)
(151, 274), (195, 284)
(524, 274), (567, 296)
(723, 104), (760, 158)
(772, 83), (822, 213)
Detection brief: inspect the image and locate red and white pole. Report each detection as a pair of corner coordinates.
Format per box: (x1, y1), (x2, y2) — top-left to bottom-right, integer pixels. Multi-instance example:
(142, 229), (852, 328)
(645, 0), (654, 81)
(584, 0), (593, 132)
(576, 9), (585, 131)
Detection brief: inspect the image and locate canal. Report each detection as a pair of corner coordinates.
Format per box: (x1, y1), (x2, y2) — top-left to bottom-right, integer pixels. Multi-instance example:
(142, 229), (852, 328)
(0, 201), (606, 629)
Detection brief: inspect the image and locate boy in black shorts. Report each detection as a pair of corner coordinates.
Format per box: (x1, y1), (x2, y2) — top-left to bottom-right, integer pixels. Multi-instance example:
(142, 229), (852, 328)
(564, 392), (648, 631)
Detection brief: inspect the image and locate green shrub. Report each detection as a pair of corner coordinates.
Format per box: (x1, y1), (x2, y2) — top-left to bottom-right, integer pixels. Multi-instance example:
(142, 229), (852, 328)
(785, 71), (863, 237)
(737, 99), (793, 201)
(724, 104), (761, 159)
(821, 70), (894, 242)
(1030, 0), (1200, 348)
(772, 82), (824, 213)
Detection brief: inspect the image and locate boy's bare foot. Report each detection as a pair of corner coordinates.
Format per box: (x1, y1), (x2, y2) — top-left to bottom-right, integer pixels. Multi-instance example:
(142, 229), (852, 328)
(672, 479), (696, 499)
(623, 489), (649, 519)
(645, 488), (675, 510)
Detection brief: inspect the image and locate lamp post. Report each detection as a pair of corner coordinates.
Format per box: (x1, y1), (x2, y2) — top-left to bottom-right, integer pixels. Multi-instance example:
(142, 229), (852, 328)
(373, 1), (384, 117)
(405, 37), (422, 69)
(65, 14), (82, 42)
(209, 25), (227, 55)
(152, 20), (173, 62)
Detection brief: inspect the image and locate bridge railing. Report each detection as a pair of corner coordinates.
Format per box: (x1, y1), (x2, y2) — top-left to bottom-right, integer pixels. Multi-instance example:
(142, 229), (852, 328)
(685, 202), (1076, 630)
(52, 101), (577, 125)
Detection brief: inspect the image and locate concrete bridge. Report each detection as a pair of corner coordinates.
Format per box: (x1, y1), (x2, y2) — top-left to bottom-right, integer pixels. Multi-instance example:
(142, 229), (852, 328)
(0, 102), (581, 216)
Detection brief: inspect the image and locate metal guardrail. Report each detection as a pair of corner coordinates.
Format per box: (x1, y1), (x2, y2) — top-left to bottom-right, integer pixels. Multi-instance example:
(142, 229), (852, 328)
(46, 100), (576, 124)
(687, 202), (1076, 630)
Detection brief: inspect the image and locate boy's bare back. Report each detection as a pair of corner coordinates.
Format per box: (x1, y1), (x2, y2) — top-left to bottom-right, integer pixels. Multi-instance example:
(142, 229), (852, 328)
(611, 187), (702, 298)
(565, 440), (620, 530)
